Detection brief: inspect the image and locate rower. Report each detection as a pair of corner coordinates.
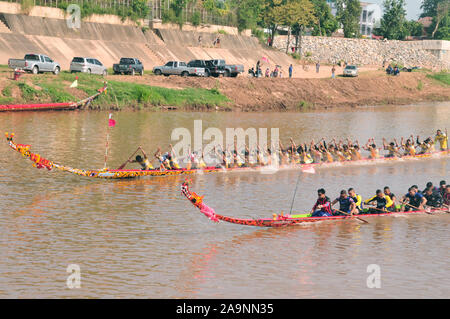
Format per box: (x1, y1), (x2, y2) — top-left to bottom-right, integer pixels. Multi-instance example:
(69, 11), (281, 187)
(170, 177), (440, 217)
(434, 129), (448, 151)
(364, 189), (393, 214)
(383, 186), (398, 211)
(168, 144), (181, 169)
(444, 185), (450, 206)
(364, 138), (379, 159)
(439, 180), (446, 197)
(331, 190), (356, 215)
(310, 188), (333, 217)
(422, 181), (439, 195)
(401, 136), (416, 156)
(130, 150), (154, 171)
(402, 187), (427, 211)
(416, 135), (434, 154)
(383, 138), (400, 158)
(423, 188), (443, 208)
(348, 188), (363, 213)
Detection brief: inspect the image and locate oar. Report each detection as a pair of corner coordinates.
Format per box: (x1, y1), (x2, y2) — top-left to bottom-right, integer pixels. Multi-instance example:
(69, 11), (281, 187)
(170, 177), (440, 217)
(334, 208), (369, 224)
(117, 147), (140, 170)
(404, 202), (431, 214)
(367, 205), (390, 214)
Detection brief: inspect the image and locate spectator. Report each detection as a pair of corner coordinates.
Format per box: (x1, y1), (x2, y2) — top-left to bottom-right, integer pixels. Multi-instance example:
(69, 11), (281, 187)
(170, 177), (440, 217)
(198, 35), (202, 46)
(265, 68), (270, 77)
(216, 36), (220, 48)
(331, 65), (336, 79)
(256, 60), (260, 72)
(316, 61), (320, 73)
(289, 64), (293, 78)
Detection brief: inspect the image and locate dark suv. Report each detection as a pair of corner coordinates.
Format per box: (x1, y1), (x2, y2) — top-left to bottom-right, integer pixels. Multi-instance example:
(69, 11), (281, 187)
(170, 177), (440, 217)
(187, 60), (225, 77)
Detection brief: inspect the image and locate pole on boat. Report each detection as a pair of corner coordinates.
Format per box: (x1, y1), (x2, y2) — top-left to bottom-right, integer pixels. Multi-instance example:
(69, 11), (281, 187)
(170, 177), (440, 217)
(288, 173), (301, 215)
(104, 113), (116, 169)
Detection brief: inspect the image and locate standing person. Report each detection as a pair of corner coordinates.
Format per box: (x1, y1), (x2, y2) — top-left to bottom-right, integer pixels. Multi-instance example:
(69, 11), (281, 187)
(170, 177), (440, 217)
(310, 189), (333, 217)
(316, 61), (320, 73)
(256, 60), (260, 72)
(198, 35), (202, 46)
(289, 64), (293, 78)
(434, 129), (448, 151)
(216, 35), (221, 48)
(331, 65), (336, 79)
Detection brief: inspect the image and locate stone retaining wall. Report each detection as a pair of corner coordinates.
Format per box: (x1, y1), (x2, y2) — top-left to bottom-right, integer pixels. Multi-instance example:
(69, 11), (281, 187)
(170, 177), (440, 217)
(273, 35), (449, 70)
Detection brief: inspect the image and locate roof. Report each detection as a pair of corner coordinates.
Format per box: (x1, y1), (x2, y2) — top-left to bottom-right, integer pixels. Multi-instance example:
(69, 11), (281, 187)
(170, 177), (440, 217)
(418, 17), (433, 28)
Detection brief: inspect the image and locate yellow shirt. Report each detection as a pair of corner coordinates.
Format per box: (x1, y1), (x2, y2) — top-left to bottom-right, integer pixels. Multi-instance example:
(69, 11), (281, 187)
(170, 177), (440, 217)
(435, 134), (448, 150)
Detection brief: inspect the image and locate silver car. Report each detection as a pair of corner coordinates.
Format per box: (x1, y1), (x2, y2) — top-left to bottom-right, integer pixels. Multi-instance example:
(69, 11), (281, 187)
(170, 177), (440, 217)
(343, 65), (358, 77)
(70, 57), (107, 76)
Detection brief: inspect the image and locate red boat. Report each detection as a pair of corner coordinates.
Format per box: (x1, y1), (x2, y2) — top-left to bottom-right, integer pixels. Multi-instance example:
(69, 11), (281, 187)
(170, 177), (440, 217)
(0, 84), (107, 112)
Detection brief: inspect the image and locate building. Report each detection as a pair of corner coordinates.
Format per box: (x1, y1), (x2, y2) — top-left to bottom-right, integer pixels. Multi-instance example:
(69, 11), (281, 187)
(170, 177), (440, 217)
(326, 0), (382, 38)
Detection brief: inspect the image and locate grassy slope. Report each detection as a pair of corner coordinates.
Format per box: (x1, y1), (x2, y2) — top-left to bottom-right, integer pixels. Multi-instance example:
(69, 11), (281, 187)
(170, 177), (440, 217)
(0, 69), (230, 110)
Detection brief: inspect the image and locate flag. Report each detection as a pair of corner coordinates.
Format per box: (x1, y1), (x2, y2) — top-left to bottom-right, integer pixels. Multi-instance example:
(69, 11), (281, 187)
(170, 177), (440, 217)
(301, 165), (316, 174)
(69, 78), (78, 88)
(262, 57), (269, 64)
(108, 113), (116, 127)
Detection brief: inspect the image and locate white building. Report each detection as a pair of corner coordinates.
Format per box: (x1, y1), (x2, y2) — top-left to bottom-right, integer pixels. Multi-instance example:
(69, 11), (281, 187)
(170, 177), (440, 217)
(326, 1), (382, 38)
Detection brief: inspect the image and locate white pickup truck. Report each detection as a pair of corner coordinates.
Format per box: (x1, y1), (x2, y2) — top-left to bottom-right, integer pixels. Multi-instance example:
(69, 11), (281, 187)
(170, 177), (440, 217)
(8, 54), (61, 75)
(152, 61), (205, 77)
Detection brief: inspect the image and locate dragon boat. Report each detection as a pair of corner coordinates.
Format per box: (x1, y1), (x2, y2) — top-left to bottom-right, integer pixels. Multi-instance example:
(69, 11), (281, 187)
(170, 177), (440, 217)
(5, 134), (449, 179)
(181, 182), (449, 228)
(0, 84), (107, 112)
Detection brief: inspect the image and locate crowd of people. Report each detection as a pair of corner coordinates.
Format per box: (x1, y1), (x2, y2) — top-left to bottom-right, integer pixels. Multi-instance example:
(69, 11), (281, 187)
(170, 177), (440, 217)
(121, 130), (447, 171)
(310, 181), (450, 217)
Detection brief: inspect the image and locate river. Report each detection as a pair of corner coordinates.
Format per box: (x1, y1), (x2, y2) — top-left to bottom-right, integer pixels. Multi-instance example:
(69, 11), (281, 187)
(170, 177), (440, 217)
(0, 102), (449, 298)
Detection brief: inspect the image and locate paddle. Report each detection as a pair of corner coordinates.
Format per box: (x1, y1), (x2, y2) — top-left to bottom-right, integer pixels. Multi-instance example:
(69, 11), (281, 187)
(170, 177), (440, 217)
(334, 208), (369, 224)
(117, 147), (140, 170)
(367, 205), (390, 214)
(404, 202), (431, 214)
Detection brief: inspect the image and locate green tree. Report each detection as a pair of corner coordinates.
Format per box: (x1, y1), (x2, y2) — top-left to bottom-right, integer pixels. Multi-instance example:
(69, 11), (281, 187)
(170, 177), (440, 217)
(335, 0), (362, 38)
(429, 0), (449, 38)
(405, 20), (425, 37)
(259, 0), (286, 46)
(233, 0), (264, 32)
(278, 0), (316, 53)
(375, 0), (408, 40)
(310, 0), (339, 36)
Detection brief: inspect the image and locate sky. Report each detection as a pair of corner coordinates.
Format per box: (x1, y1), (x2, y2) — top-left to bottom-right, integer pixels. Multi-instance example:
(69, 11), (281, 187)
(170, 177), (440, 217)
(369, 0), (424, 20)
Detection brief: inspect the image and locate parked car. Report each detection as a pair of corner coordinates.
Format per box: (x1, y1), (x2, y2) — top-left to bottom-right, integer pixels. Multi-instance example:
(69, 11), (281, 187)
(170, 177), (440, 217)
(187, 59), (225, 77)
(209, 59), (244, 77)
(113, 57), (144, 76)
(8, 54), (61, 75)
(70, 57), (107, 76)
(343, 65), (358, 77)
(152, 61), (205, 77)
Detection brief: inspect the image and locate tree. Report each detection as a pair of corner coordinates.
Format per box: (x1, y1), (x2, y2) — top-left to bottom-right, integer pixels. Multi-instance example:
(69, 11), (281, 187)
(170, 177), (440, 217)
(277, 0), (316, 53)
(335, 0), (362, 38)
(420, 0), (450, 39)
(233, 0), (264, 32)
(310, 0), (339, 36)
(430, 0), (449, 38)
(259, 0), (286, 46)
(405, 20), (425, 37)
(375, 0), (409, 40)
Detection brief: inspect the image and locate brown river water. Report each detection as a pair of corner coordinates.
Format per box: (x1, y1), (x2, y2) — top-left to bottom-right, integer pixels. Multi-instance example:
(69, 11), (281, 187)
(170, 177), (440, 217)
(0, 102), (449, 298)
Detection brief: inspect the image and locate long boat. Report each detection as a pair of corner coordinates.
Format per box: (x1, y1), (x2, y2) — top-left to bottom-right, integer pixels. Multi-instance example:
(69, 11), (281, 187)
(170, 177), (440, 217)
(5, 134), (449, 179)
(181, 182), (449, 228)
(0, 84), (107, 112)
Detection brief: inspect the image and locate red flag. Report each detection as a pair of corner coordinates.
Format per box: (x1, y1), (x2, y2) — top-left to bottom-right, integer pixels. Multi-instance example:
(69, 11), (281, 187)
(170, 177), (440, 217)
(108, 113), (116, 127)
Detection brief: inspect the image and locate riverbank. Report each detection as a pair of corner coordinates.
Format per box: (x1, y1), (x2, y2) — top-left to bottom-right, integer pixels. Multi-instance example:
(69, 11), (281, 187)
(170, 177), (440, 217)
(0, 67), (449, 111)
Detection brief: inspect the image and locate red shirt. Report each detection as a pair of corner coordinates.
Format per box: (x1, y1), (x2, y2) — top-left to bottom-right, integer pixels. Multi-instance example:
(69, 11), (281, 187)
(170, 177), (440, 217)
(313, 196), (333, 214)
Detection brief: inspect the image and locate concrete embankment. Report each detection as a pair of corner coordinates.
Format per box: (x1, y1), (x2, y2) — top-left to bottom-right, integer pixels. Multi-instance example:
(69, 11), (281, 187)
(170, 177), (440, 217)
(0, 9), (294, 73)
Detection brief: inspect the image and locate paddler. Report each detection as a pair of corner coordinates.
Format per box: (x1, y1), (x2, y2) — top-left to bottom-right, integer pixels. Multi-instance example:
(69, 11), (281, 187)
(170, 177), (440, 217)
(310, 188), (333, 217)
(364, 138), (380, 159)
(416, 135), (434, 154)
(382, 138), (401, 158)
(364, 189), (393, 214)
(331, 190), (357, 215)
(439, 180), (446, 197)
(434, 129), (448, 151)
(348, 188), (363, 213)
(401, 136), (416, 156)
(129, 148), (154, 170)
(444, 185), (450, 206)
(423, 188), (443, 208)
(383, 186), (398, 211)
(401, 187), (427, 211)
